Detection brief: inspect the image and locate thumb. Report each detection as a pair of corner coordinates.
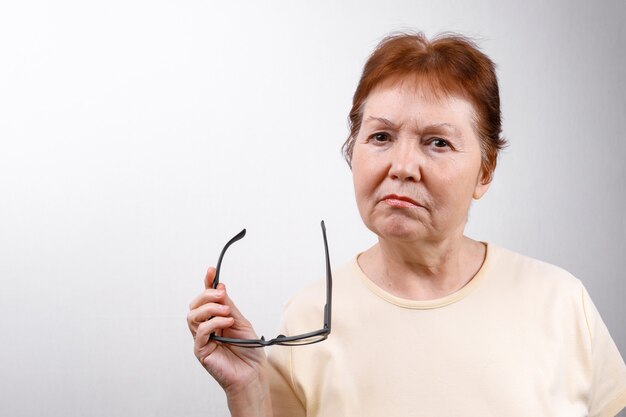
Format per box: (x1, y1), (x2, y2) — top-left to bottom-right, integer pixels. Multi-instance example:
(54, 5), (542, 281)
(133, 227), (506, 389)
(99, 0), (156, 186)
(204, 267), (216, 290)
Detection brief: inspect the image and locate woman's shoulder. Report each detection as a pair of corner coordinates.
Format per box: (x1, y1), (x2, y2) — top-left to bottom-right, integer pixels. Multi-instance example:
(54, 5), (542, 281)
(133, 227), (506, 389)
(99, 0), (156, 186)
(485, 242), (584, 294)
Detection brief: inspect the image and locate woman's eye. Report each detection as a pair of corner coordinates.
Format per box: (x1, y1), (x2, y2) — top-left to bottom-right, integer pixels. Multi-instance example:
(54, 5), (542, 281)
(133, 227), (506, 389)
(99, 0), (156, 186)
(431, 138), (449, 148)
(370, 132), (390, 143)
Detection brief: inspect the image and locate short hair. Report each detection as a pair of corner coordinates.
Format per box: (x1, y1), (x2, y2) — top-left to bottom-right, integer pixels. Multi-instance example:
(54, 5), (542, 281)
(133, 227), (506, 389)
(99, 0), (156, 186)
(342, 32), (507, 183)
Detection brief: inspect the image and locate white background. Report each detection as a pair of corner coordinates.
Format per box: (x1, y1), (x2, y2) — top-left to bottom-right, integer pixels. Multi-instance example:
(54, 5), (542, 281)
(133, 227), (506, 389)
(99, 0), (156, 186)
(0, 1), (624, 416)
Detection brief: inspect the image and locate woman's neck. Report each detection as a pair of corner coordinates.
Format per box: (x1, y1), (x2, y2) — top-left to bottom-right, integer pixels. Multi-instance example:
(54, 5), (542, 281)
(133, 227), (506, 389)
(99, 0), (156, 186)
(358, 235), (486, 301)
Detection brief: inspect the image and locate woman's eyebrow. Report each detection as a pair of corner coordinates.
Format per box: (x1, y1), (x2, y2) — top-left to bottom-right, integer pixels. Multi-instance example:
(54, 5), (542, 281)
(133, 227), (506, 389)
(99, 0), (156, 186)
(364, 116), (398, 128)
(423, 123), (461, 135)
(364, 117), (461, 136)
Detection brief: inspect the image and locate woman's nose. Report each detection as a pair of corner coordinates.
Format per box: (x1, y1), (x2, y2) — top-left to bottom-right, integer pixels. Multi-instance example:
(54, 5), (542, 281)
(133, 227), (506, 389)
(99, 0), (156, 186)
(388, 141), (422, 182)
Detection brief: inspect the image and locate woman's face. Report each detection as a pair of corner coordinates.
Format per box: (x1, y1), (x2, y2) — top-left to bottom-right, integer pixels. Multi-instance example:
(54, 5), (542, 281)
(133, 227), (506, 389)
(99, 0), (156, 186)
(351, 80), (490, 244)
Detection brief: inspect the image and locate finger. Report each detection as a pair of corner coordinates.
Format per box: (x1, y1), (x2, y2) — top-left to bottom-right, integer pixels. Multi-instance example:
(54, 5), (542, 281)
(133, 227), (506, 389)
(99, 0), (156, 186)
(189, 287), (226, 310)
(187, 302), (231, 327)
(194, 316), (234, 352)
(204, 267), (216, 290)
(196, 344), (215, 366)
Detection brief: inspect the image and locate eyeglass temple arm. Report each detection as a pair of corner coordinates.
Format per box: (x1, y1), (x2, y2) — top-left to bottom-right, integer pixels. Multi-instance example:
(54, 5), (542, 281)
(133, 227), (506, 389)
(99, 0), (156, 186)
(321, 220), (332, 332)
(213, 229), (246, 289)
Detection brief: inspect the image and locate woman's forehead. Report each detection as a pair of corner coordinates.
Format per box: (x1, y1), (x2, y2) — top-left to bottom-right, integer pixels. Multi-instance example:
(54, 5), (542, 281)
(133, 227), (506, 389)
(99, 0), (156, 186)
(362, 82), (475, 125)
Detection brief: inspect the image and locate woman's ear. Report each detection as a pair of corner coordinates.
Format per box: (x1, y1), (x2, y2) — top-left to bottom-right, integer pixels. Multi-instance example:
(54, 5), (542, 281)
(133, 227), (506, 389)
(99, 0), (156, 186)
(473, 171), (492, 200)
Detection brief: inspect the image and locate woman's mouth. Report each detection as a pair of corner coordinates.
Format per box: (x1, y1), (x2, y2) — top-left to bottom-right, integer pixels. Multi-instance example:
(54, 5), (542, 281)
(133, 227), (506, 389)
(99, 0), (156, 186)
(381, 194), (421, 208)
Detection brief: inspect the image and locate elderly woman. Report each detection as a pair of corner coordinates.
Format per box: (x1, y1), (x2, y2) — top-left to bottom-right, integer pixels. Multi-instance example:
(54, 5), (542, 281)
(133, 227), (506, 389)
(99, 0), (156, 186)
(187, 32), (626, 417)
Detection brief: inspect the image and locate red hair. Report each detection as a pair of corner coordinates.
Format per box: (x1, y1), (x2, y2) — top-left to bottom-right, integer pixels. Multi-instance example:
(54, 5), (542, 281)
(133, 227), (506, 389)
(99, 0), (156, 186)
(343, 32), (507, 183)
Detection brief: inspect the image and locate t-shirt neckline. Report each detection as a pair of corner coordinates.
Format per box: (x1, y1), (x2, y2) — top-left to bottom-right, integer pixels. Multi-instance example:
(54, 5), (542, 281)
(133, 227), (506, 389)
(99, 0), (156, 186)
(353, 242), (492, 310)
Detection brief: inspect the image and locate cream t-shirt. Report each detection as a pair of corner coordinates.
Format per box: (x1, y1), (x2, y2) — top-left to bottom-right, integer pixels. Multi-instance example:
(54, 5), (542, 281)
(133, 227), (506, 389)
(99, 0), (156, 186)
(267, 243), (626, 417)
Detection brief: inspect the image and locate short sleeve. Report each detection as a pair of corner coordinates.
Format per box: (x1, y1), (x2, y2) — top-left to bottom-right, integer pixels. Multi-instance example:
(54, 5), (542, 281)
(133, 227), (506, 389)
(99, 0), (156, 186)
(583, 286), (626, 417)
(267, 333), (306, 417)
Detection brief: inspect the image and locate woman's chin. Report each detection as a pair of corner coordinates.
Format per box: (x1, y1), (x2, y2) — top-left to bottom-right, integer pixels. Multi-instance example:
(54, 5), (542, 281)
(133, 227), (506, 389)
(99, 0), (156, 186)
(369, 219), (430, 243)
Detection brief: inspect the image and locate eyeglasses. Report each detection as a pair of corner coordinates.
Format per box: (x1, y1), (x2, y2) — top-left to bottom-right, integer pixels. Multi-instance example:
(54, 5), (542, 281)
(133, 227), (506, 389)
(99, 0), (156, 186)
(210, 221), (332, 348)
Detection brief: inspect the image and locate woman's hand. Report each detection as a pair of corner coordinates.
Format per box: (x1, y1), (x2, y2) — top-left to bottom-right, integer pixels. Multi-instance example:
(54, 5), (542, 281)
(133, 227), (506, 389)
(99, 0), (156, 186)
(187, 267), (272, 414)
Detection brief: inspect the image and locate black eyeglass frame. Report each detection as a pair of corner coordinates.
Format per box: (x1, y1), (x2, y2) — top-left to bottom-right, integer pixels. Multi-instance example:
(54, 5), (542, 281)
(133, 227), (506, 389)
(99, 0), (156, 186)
(209, 221), (332, 348)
